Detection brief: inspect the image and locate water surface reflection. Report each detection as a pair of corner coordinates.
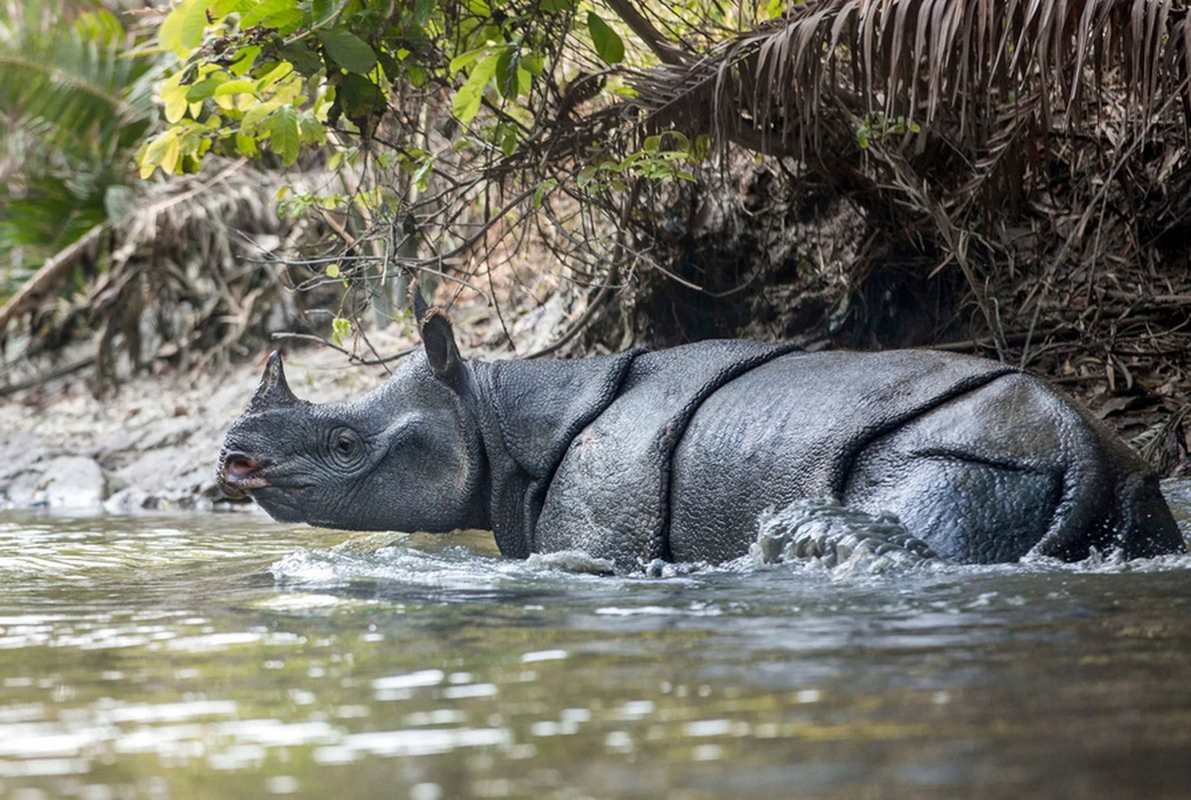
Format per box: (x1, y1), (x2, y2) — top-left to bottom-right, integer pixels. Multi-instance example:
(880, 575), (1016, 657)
(1, 491), (1190, 798)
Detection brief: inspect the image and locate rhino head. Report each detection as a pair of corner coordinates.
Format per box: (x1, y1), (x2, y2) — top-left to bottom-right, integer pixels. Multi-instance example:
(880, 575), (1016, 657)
(216, 309), (489, 533)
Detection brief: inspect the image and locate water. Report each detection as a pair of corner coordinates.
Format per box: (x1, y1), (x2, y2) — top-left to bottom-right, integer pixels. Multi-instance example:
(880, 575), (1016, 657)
(2, 482), (1191, 799)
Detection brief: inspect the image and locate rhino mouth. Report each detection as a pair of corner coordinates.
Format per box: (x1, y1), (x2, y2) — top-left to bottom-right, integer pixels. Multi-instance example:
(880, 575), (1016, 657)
(218, 454), (274, 499)
(218, 453), (319, 502)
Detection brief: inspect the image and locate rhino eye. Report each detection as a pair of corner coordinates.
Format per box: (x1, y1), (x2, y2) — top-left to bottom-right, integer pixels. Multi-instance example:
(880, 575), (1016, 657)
(329, 428), (363, 465)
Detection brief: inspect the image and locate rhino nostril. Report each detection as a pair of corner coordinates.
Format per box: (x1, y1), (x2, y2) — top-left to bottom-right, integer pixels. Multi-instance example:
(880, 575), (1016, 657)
(224, 456), (263, 479)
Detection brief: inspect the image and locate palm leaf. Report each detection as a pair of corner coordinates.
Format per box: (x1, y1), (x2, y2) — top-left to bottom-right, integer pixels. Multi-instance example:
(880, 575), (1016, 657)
(0, 1), (159, 272)
(628, 0), (1191, 160)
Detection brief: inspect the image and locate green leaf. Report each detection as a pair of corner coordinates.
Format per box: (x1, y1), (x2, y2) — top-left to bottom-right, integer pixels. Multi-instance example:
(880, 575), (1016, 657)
(667, 131), (691, 152)
(184, 75), (228, 102)
(140, 131), (176, 177)
(241, 0), (295, 27)
(148, 130), (181, 175)
(213, 0), (254, 15)
(499, 123), (519, 155)
(267, 105), (301, 165)
(279, 41), (325, 76)
(332, 316), (352, 345)
(298, 110), (326, 144)
(412, 155), (435, 190)
(521, 53), (544, 77)
(587, 12), (624, 65)
(261, 6), (306, 32)
(495, 50), (519, 100)
(336, 72), (383, 127)
(452, 53), (500, 122)
(161, 75), (193, 124)
(413, 0), (436, 26)
(159, 0), (208, 57)
(533, 178), (558, 209)
(317, 29), (377, 74)
(214, 79), (256, 96)
(241, 100), (282, 134)
(450, 44), (500, 75)
(235, 128), (259, 157)
(325, 263), (341, 278)
(311, 0), (345, 26)
(229, 45), (262, 77)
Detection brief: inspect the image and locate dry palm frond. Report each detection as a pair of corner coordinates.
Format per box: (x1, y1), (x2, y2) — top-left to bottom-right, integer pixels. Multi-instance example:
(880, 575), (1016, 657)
(629, 0), (1191, 163)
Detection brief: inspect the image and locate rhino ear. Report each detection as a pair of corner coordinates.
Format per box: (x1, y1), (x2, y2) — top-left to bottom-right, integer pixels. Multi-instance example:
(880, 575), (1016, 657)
(417, 305), (466, 388)
(246, 351), (300, 413)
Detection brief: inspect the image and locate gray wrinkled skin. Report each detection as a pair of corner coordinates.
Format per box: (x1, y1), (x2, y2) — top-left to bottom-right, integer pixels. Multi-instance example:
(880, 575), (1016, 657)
(217, 313), (1185, 572)
(751, 498), (939, 570)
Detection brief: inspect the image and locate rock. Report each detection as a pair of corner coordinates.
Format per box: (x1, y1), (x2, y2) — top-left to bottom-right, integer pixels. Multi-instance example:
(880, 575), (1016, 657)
(0, 433), (51, 507)
(41, 456), (107, 510)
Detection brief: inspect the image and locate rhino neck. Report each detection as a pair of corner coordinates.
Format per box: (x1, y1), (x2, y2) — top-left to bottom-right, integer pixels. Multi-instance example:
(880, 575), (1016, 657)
(466, 350), (642, 558)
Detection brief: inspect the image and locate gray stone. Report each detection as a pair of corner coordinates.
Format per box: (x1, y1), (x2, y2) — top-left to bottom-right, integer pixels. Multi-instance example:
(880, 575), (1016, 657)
(41, 456), (107, 510)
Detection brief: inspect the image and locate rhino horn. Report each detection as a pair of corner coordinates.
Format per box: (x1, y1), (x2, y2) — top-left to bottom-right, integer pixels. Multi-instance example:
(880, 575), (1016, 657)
(410, 282), (430, 323)
(246, 351), (299, 413)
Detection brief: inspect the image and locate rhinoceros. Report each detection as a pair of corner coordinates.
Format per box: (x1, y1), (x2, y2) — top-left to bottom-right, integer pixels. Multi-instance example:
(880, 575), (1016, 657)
(217, 303), (1184, 571)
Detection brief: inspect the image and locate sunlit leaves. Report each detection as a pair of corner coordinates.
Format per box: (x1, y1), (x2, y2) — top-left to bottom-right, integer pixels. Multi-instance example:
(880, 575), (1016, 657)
(855, 113), (921, 150)
(138, 48), (325, 177)
(413, 0), (437, 26)
(158, 0), (207, 57)
(267, 105), (301, 165)
(572, 130), (706, 193)
(160, 71), (197, 124)
(141, 0), (709, 195)
(141, 130), (180, 177)
(452, 48), (502, 121)
(311, 0), (348, 27)
(240, 0), (304, 31)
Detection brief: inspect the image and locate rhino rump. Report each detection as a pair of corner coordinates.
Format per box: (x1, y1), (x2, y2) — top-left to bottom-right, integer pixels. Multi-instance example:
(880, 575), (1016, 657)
(667, 351), (1179, 565)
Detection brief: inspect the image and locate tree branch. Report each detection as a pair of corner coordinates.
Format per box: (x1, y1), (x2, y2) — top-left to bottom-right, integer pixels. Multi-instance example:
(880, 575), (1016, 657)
(603, 0), (690, 66)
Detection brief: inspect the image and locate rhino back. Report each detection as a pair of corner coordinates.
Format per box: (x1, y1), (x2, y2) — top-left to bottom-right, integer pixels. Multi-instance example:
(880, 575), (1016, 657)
(532, 340), (800, 569)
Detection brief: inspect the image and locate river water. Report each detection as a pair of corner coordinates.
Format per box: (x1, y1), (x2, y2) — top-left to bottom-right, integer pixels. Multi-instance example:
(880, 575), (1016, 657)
(2, 482), (1191, 799)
